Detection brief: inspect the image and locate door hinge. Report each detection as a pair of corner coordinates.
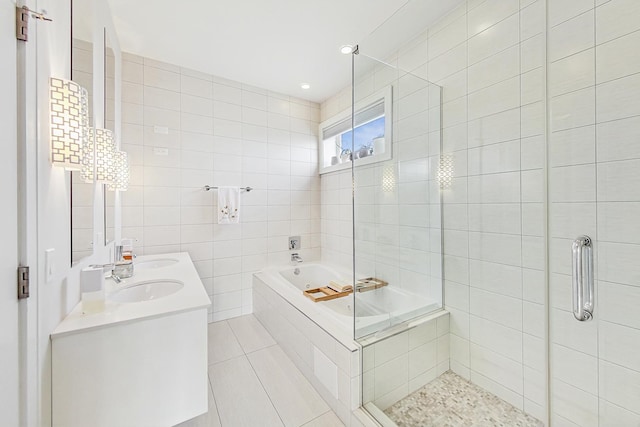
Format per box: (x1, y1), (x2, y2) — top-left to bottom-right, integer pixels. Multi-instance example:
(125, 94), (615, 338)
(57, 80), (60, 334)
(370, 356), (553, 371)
(18, 266), (30, 299)
(16, 6), (29, 41)
(16, 6), (53, 42)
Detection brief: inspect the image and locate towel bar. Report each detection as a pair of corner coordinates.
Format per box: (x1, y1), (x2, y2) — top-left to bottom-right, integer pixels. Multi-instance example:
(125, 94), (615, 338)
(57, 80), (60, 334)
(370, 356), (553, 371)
(203, 185), (252, 192)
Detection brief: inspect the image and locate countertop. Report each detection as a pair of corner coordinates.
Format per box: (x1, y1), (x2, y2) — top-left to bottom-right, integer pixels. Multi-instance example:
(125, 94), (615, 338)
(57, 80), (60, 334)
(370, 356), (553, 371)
(51, 252), (211, 339)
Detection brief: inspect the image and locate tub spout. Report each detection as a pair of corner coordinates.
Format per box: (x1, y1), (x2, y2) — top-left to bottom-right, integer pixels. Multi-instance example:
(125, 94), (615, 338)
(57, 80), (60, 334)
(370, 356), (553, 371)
(290, 253), (303, 265)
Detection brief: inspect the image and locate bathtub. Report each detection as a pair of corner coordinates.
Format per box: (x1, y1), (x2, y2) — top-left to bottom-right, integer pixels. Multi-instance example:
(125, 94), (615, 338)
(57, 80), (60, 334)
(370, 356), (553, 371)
(256, 262), (440, 345)
(253, 262), (445, 426)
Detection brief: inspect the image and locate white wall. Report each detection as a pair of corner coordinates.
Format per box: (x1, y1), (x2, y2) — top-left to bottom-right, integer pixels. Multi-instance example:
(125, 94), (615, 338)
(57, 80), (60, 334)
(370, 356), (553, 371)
(1, 0), (20, 425)
(35, 0), (114, 424)
(118, 53), (321, 321)
(547, 1), (640, 425)
(321, 0), (547, 421)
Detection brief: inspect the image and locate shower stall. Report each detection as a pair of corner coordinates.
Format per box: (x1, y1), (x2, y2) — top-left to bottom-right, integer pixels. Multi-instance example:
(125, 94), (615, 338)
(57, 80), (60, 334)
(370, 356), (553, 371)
(322, 0), (640, 426)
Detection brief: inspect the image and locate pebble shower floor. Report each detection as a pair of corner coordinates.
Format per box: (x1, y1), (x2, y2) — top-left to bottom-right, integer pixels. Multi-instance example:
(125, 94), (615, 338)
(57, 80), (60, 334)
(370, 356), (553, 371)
(384, 371), (544, 427)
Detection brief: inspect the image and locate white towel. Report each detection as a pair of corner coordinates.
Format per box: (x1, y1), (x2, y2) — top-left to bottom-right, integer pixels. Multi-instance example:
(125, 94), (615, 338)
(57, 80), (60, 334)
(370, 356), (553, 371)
(217, 186), (240, 224)
(327, 281), (353, 293)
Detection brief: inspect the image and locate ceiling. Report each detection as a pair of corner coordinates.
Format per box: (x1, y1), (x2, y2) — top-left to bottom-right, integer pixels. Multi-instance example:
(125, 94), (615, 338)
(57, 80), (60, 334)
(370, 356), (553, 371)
(103, 0), (462, 103)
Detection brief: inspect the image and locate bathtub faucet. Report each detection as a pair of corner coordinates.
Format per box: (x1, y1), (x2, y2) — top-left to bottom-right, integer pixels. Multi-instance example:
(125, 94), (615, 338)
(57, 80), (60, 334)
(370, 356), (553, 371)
(290, 253), (303, 265)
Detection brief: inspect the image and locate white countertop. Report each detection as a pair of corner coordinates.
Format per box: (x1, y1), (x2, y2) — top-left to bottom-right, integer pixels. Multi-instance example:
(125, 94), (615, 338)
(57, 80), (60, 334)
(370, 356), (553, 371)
(51, 252), (211, 339)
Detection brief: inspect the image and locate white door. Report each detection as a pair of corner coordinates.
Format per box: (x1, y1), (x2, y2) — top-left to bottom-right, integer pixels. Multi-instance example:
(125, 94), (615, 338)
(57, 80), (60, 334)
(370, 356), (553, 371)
(0, 2), (22, 426)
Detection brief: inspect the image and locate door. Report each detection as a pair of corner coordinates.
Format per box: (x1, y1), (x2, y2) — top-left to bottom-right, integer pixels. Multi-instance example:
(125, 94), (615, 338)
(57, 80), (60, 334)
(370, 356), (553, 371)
(0, 2), (22, 426)
(548, 1), (640, 426)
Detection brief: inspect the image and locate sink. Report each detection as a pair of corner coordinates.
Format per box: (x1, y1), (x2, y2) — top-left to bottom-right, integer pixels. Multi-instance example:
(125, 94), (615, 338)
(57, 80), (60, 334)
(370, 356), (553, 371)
(135, 258), (179, 270)
(108, 280), (184, 303)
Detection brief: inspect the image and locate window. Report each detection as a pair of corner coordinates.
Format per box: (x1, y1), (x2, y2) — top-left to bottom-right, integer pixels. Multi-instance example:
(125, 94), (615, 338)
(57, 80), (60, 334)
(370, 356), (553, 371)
(319, 86), (392, 174)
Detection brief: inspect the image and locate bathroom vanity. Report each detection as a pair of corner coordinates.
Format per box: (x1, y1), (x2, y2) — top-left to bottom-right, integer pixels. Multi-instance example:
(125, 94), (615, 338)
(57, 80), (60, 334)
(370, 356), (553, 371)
(51, 253), (211, 427)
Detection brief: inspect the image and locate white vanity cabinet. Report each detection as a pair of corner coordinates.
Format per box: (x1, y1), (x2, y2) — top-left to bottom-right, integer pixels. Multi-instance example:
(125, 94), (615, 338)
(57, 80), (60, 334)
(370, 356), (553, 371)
(51, 253), (211, 427)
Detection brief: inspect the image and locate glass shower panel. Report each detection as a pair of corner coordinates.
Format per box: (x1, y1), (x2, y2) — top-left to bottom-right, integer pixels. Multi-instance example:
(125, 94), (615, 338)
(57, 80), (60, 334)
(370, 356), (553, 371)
(351, 52), (443, 340)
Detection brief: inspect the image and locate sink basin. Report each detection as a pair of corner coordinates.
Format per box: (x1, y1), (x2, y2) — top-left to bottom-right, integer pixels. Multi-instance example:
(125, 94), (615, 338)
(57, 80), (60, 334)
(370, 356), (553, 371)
(109, 280), (184, 303)
(135, 258), (179, 270)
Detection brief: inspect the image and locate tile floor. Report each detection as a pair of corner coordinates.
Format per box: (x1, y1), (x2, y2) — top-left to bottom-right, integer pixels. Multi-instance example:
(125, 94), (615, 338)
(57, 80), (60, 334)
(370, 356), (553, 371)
(177, 314), (345, 427)
(383, 371), (544, 427)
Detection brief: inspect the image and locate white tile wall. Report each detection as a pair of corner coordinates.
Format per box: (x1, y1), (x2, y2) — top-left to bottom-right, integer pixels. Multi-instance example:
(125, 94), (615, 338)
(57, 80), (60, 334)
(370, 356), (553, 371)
(120, 54), (321, 322)
(548, 0), (640, 425)
(362, 314), (449, 411)
(320, 1), (547, 422)
(320, 0), (548, 421)
(252, 276), (361, 426)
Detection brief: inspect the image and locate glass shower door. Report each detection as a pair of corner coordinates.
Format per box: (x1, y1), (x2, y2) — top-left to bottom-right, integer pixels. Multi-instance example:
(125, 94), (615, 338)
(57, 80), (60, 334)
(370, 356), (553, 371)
(350, 51), (443, 340)
(547, 1), (640, 424)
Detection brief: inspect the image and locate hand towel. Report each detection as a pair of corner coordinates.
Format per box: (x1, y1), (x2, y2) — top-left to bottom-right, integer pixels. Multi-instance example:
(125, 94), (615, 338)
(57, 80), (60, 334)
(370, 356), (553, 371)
(327, 281), (353, 293)
(217, 186), (240, 224)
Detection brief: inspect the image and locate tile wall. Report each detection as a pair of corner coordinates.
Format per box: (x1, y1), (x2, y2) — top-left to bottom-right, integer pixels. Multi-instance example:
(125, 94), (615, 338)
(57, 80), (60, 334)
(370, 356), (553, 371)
(119, 53), (321, 321)
(434, 1), (547, 420)
(252, 276), (361, 426)
(548, 0), (640, 425)
(321, 0), (547, 421)
(362, 313), (450, 411)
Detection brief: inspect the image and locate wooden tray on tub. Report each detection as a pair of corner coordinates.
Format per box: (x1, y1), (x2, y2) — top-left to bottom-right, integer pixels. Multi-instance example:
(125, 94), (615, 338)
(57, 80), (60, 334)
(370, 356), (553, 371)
(303, 285), (353, 302)
(355, 277), (388, 292)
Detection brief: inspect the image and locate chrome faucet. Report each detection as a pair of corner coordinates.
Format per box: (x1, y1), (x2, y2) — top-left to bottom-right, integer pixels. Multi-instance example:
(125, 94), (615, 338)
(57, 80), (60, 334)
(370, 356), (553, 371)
(89, 263), (121, 283)
(90, 263), (116, 271)
(290, 253), (303, 264)
(89, 261), (133, 281)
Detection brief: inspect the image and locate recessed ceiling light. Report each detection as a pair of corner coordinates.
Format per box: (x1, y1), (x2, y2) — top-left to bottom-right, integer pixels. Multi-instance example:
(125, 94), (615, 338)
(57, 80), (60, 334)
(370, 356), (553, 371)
(340, 45), (354, 54)
(300, 83), (310, 90)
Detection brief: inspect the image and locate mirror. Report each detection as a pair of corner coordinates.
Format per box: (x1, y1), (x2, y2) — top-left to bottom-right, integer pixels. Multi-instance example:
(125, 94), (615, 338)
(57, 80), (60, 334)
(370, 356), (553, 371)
(70, 0), (94, 264)
(104, 29), (116, 245)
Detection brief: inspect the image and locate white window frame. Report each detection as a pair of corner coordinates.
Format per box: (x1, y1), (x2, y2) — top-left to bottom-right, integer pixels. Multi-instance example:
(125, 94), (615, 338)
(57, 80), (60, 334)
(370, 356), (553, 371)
(318, 85), (393, 174)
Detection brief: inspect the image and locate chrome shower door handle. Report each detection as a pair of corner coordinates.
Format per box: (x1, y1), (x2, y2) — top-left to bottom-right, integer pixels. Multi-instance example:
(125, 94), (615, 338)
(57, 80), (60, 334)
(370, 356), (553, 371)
(572, 235), (594, 321)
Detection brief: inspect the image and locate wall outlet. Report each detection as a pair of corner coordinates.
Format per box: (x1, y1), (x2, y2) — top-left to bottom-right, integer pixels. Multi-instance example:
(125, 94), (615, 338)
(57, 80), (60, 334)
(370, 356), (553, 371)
(153, 147), (169, 156)
(289, 236), (301, 250)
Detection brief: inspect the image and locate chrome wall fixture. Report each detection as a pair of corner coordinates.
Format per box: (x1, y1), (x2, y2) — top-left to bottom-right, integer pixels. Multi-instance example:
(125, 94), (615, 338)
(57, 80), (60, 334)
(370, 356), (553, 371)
(203, 185), (252, 192)
(572, 235), (594, 321)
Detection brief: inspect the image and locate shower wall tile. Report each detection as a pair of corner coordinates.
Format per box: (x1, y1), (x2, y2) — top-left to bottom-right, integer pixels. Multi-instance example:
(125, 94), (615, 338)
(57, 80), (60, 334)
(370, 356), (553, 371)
(467, 0), (519, 38)
(467, 45), (520, 93)
(470, 315), (522, 362)
(597, 73), (640, 122)
(319, 0), (546, 421)
(595, 0), (640, 44)
(548, 10), (595, 62)
(468, 14), (520, 65)
(548, 49), (595, 97)
(121, 55), (320, 323)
